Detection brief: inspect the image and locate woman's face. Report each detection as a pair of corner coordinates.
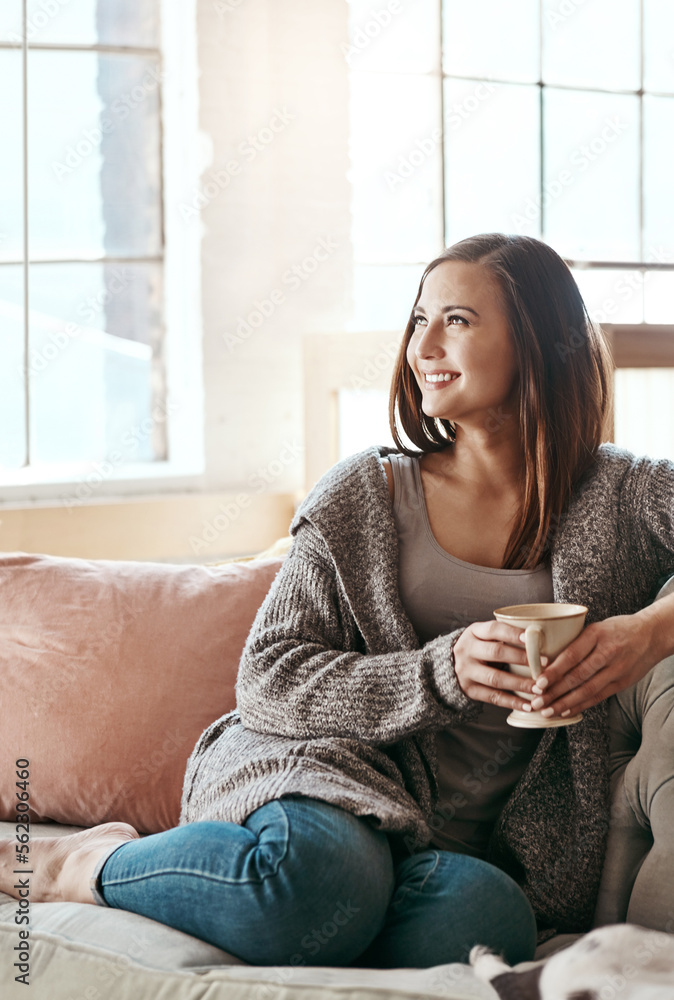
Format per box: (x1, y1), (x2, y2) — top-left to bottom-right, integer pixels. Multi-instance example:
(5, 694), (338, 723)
(406, 261), (519, 430)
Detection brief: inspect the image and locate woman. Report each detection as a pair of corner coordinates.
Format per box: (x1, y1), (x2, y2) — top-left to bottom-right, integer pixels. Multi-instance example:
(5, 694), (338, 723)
(3, 233), (674, 969)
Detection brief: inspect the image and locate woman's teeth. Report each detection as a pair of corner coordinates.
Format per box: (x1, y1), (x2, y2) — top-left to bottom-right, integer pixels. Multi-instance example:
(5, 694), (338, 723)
(424, 373), (459, 383)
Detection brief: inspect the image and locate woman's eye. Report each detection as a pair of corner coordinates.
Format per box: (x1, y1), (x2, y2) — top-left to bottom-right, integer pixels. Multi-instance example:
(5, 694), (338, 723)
(413, 314), (468, 328)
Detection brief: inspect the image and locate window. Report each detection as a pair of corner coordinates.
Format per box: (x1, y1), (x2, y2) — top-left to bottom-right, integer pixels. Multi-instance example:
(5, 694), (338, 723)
(0, 0), (202, 500)
(344, 0), (674, 459)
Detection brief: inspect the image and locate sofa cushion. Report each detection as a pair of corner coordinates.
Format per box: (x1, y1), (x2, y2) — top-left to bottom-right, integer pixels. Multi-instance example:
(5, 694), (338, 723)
(0, 822), (581, 1000)
(0, 552), (283, 833)
(591, 574), (674, 928)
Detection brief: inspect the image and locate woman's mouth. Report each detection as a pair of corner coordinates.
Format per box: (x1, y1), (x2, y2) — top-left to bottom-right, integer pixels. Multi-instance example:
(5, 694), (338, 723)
(422, 371), (461, 390)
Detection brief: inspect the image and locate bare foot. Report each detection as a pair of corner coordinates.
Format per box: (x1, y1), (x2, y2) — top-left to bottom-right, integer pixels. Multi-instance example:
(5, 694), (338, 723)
(0, 822), (140, 904)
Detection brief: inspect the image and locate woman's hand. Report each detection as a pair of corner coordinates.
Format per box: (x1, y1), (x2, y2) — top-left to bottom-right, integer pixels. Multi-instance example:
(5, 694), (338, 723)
(526, 612), (666, 719)
(454, 620), (544, 712)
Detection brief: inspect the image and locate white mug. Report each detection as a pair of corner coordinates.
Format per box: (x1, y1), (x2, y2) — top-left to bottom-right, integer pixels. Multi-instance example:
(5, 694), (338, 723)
(493, 602), (588, 729)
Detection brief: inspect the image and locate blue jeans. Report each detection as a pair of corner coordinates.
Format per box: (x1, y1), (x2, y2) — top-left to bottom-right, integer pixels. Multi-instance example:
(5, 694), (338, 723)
(91, 795), (537, 968)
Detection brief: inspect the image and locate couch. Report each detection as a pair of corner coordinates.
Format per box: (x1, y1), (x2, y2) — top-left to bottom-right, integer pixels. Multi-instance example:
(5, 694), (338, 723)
(1, 546), (673, 999)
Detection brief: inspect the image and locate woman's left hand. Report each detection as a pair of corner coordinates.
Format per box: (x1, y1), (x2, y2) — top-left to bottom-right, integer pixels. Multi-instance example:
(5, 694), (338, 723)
(525, 612), (665, 718)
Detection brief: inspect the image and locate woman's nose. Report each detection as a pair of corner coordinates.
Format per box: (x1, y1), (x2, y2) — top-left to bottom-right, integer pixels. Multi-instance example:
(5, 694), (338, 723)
(415, 320), (445, 359)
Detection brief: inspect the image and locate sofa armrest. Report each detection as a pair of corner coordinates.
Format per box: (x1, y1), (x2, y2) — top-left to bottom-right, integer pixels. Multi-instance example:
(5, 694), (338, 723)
(593, 573), (674, 929)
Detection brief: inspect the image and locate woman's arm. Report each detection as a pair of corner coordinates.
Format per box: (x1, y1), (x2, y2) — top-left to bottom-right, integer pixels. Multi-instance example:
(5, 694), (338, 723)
(235, 520), (482, 744)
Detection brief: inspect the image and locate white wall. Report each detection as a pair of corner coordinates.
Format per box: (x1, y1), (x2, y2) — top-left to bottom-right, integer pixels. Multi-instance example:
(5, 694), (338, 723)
(196, 0), (354, 496)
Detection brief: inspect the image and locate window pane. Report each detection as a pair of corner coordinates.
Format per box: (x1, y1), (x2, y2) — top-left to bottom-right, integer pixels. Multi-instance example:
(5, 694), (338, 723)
(24, 0), (159, 47)
(444, 80), (540, 244)
(542, 0), (640, 91)
(350, 263), (422, 332)
(571, 268), (644, 325)
(347, 0), (440, 74)
(0, 51), (24, 262)
(0, 3), (22, 41)
(644, 96), (674, 263)
(644, 273), (674, 324)
(27, 262), (164, 466)
(0, 265), (26, 468)
(614, 368), (674, 460)
(28, 261), (162, 345)
(0, 50), (25, 468)
(442, 0), (539, 84)
(28, 50), (162, 260)
(644, 0), (674, 93)
(543, 89), (640, 261)
(350, 73), (443, 264)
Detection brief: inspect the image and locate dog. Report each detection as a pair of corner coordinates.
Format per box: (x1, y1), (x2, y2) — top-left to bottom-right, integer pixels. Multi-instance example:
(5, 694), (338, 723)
(470, 924), (674, 999)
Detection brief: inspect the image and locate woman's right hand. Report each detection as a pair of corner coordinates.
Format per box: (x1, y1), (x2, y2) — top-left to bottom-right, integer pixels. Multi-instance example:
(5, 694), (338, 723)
(453, 620), (546, 712)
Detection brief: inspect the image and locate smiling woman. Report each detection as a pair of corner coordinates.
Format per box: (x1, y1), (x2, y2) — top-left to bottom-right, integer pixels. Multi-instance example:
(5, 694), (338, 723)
(389, 233), (613, 571)
(3, 233), (673, 973)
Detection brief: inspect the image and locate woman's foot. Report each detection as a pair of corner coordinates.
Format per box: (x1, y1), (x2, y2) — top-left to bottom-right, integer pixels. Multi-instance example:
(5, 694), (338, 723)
(0, 822), (140, 904)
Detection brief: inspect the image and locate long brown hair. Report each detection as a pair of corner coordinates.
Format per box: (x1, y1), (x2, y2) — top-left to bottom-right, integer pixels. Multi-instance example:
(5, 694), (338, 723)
(388, 233), (614, 569)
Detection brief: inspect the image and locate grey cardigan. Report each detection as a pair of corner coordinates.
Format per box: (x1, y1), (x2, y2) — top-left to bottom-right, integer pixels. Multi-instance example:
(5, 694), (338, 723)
(179, 443), (674, 938)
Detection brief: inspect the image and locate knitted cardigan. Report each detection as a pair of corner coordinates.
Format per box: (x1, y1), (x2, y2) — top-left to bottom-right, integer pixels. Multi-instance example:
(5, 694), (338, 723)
(179, 442), (674, 939)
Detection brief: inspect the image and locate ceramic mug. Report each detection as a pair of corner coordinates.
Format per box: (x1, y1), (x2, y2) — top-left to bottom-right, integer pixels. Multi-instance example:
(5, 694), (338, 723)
(492, 602), (588, 729)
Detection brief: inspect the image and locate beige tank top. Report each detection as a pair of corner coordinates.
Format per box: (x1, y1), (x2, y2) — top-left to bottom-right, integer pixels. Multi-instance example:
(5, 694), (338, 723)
(387, 452), (554, 859)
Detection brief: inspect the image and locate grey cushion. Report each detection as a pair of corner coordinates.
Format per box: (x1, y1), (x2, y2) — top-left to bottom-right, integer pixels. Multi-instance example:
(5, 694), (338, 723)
(592, 574), (674, 928)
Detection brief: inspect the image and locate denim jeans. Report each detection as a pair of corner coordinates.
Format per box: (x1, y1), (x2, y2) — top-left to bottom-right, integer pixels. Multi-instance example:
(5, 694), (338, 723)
(91, 795), (537, 968)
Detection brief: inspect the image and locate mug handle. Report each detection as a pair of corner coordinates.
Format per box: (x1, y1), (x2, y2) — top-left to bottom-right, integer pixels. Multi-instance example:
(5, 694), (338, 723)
(524, 625), (544, 681)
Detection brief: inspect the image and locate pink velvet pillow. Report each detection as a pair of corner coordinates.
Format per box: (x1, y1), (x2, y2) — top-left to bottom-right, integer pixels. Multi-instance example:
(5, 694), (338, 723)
(0, 552), (283, 832)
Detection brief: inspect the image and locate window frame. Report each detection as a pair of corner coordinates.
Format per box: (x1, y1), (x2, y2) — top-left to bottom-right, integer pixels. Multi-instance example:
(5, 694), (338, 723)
(347, 0), (674, 333)
(0, 0), (204, 504)
(439, 0), (674, 282)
